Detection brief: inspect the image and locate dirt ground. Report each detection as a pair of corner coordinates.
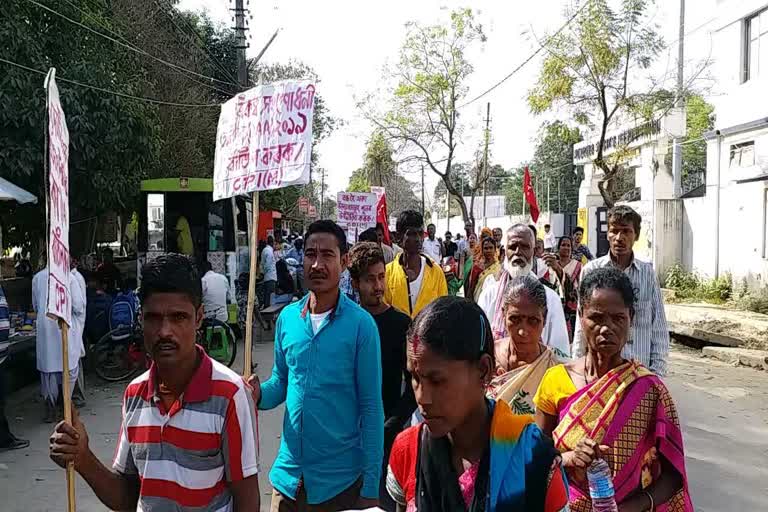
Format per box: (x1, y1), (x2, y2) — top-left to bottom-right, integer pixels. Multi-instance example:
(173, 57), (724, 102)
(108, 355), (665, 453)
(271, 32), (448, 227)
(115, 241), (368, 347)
(665, 303), (768, 350)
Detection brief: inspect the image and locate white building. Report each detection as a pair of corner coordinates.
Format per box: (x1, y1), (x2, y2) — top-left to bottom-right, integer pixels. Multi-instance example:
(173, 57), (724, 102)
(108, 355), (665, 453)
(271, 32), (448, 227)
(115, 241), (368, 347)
(574, 110), (686, 276)
(693, 0), (768, 286)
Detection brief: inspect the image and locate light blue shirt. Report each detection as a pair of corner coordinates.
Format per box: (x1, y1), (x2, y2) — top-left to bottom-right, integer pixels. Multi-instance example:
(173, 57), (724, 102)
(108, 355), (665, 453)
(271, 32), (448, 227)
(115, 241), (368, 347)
(261, 245), (277, 282)
(259, 292), (384, 503)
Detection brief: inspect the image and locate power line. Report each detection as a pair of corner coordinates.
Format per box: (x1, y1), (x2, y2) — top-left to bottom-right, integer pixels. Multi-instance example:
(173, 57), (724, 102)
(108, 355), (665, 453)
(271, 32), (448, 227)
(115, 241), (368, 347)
(459, 1), (589, 108)
(57, 0), (236, 98)
(0, 56), (220, 108)
(152, 0), (241, 87)
(24, 0), (239, 90)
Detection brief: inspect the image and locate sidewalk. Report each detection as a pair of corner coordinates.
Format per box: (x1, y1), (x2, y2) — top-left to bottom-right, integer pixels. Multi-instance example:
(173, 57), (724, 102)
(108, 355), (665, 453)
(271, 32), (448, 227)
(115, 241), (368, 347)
(665, 302), (768, 350)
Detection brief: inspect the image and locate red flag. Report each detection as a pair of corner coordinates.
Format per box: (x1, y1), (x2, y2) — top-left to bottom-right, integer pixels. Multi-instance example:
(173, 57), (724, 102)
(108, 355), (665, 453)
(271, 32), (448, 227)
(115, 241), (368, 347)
(523, 166), (540, 223)
(375, 192), (391, 245)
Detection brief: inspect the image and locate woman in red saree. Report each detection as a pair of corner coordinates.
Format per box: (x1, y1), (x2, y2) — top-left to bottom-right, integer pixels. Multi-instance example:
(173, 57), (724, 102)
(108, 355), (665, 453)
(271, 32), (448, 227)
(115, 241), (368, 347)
(534, 266), (693, 512)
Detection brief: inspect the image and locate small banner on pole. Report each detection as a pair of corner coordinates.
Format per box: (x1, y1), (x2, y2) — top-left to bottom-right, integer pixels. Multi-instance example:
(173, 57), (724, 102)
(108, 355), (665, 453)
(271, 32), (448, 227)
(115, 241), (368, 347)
(337, 192), (378, 244)
(213, 80), (316, 200)
(45, 69), (71, 327)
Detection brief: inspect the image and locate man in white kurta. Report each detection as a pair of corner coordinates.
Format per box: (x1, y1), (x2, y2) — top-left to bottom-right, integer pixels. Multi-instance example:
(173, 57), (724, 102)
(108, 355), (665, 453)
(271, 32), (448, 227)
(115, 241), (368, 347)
(70, 262), (87, 406)
(32, 267), (85, 422)
(477, 224), (570, 358)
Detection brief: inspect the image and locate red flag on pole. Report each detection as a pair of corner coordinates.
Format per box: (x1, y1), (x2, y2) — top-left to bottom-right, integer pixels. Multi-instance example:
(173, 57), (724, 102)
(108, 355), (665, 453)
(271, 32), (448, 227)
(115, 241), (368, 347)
(523, 166), (540, 223)
(371, 187), (391, 244)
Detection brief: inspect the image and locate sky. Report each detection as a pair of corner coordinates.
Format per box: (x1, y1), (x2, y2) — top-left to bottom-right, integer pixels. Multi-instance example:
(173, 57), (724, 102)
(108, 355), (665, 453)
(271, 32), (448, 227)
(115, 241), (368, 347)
(178, 0), (718, 206)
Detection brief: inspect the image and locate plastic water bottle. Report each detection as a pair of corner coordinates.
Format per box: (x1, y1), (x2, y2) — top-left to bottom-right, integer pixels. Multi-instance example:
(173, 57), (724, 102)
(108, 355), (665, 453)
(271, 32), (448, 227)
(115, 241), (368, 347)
(587, 458), (619, 512)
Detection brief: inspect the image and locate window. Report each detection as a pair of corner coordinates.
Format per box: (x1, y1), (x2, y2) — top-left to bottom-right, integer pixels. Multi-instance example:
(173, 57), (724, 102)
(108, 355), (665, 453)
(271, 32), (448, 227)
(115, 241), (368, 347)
(743, 8), (768, 82)
(147, 194), (164, 251)
(730, 141), (756, 167)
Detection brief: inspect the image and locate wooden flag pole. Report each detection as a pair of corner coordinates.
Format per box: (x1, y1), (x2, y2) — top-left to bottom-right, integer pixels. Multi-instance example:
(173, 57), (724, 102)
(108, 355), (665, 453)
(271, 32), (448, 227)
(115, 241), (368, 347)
(243, 191), (260, 380)
(59, 320), (76, 512)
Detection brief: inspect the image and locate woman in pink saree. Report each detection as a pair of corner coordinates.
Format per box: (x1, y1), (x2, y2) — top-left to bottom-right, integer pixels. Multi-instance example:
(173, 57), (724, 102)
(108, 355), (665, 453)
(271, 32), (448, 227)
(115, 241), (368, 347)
(534, 266), (693, 512)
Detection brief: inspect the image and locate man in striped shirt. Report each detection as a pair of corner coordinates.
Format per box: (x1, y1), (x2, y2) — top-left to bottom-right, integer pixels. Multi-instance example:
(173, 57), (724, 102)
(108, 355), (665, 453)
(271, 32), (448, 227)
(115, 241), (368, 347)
(573, 205), (670, 375)
(50, 254), (260, 510)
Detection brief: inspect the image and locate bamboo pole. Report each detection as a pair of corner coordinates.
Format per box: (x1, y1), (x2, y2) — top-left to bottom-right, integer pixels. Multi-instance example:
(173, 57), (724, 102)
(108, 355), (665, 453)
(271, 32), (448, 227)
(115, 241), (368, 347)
(59, 321), (76, 512)
(243, 192), (260, 380)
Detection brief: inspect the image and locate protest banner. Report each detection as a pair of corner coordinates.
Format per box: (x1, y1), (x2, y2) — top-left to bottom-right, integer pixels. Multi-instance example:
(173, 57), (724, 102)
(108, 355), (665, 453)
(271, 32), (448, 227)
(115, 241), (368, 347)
(212, 80), (315, 200)
(212, 80), (315, 379)
(337, 192), (378, 244)
(308, 204), (317, 218)
(298, 196), (309, 214)
(44, 68), (75, 512)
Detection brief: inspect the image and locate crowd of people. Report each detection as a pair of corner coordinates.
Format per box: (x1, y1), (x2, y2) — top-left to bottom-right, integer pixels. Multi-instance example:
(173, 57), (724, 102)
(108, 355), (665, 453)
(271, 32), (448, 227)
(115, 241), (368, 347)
(43, 203), (693, 511)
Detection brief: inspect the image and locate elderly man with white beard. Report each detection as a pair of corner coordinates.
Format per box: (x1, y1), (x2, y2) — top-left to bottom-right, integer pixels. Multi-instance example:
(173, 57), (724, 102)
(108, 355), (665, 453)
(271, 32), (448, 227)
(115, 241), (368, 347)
(477, 223), (571, 358)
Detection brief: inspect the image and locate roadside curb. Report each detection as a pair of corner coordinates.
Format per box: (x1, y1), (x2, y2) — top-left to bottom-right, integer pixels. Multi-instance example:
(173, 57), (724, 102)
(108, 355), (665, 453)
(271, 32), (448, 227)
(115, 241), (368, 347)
(702, 346), (768, 371)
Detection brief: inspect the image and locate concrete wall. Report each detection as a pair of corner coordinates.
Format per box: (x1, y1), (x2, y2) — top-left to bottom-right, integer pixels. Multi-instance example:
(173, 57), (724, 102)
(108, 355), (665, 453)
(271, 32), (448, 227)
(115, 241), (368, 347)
(431, 212), (567, 242)
(653, 200), (683, 279)
(704, 125), (768, 287)
(682, 196), (716, 277)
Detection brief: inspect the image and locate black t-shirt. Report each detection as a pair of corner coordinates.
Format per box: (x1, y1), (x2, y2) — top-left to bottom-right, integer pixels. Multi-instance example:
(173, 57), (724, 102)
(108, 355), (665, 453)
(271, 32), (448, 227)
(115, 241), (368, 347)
(443, 242), (458, 260)
(373, 307), (414, 421)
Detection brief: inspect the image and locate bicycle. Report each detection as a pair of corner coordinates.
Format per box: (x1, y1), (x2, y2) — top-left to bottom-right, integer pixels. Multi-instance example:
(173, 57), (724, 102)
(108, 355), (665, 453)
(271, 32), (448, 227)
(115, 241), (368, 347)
(90, 316), (239, 382)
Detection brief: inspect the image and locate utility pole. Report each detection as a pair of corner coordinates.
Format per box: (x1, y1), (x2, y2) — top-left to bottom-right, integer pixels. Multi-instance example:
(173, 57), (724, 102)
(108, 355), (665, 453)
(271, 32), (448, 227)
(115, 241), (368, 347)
(672, 0), (685, 198)
(446, 189), (451, 231)
(234, 0), (257, 379)
(421, 165), (425, 218)
(557, 178), (561, 213)
(320, 169), (325, 218)
(233, 0), (249, 88)
(482, 102), (491, 222)
(547, 178), (551, 214)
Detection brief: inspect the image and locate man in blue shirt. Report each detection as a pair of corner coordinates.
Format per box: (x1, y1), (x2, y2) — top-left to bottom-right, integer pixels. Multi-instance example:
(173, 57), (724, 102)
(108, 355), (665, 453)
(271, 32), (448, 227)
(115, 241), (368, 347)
(0, 284), (29, 452)
(252, 220), (384, 511)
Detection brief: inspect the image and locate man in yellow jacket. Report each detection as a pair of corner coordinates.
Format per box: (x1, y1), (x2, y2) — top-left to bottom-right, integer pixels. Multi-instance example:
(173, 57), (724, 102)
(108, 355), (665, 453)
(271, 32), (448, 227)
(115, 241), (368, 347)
(384, 210), (448, 318)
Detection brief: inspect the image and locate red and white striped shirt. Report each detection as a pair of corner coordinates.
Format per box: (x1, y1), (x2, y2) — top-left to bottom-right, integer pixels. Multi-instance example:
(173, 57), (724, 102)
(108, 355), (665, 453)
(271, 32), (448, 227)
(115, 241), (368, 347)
(113, 346), (259, 511)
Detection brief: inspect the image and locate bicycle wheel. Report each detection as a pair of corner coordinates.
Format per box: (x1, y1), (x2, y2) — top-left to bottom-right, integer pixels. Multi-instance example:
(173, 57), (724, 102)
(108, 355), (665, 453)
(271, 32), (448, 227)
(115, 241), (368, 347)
(201, 319), (238, 368)
(91, 328), (144, 382)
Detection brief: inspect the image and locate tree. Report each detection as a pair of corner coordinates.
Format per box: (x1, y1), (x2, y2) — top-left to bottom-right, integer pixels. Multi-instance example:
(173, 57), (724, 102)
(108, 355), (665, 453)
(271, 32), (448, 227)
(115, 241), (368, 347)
(346, 131), (420, 215)
(681, 93), (714, 178)
(528, 0), (666, 207)
(111, 1), (239, 179)
(0, 0), (160, 255)
(529, 122), (583, 213)
(366, 8), (487, 225)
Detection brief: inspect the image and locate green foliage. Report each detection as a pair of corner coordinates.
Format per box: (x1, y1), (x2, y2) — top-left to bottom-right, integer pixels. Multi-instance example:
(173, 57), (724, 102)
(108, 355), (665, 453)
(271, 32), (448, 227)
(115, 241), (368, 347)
(665, 264), (732, 303)
(530, 121), (583, 213)
(682, 94), (715, 177)
(1, 0), (161, 253)
(347, 169), (371, 193)
(346, 131), (420, 214)
(370, 8), (485, 222)
(528, 0), (666, 206)
(730, 284), (768, 315)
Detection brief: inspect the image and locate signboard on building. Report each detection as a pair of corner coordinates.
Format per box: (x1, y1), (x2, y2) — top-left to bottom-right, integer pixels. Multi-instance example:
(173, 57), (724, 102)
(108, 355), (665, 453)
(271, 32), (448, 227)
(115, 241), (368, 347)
(573, 109), (686, 165)
(337, 191), (377, 244)
(213, 80), (316, 200)
(45, 69), (71, 326)
(298, 196), (309, 213)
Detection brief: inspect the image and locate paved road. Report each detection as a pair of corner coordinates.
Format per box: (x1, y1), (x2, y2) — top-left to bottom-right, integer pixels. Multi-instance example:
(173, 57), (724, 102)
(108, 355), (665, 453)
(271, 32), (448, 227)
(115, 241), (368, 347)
(1, 341), (766, 511)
